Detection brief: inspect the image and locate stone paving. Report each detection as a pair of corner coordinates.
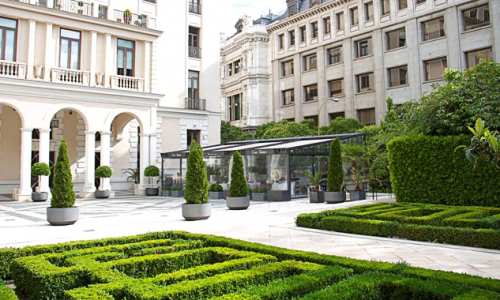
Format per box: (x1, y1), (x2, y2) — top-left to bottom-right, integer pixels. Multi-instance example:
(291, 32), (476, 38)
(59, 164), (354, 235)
(1, 195), (499, 280)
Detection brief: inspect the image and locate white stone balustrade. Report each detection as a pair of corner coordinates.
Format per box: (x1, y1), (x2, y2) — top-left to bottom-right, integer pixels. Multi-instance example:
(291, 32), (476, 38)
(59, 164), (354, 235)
(0, 60), (27, 79)
(110, 75), (144, 92)
(51, 68), (90, 86)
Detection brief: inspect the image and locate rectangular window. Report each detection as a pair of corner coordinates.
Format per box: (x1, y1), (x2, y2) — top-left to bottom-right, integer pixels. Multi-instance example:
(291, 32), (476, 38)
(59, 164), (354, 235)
(365, 2), (374, 21)
(304, 84), (318, 102)
(328, 47), (342, 65)
(229, 94), (242, 121)
(234, 59), (241, 74)
(311, 22), (318, 39)
(227, 63), (233, 76)
(0, 17), (17, 62)
(387, 28), (406, 50)
(356, 38), (371, 58)
(329, 79), (343, 96)
(188, 71), (199, 102)
(282, 89), (295, 106)
(304, 54), (317, 71)
(329, 112), (345, 121)
(381, 0), (390, 16)
(188, 27), (200, 58)
(189, 0), (202, 14)
(416, 0), (426, 4)
(466, 48), (492, 69)
(337, 13), (344, 31)
(282, 60), (294, 77)
(358, 108), (376, 125)
(60, 29), (81, 70)
(357, 73), (374, 93)
(304, 115), (319, 127)
(351, 7), (359, 26)
(278, 34), (285, 50)
(187, 130), (200, 148)
(300, 26), (306, 42)
(289, 30), (295, 46)
(422, 18), (445, 41)
(424, 58), (447, 81)
(388, 66), (408, 87)
(463, 5), (490, 31)
(398, 0), (408, 10)
(324, 17), (331, 34)
(117, 39), (134, 76)
(98, 5), (108, 19)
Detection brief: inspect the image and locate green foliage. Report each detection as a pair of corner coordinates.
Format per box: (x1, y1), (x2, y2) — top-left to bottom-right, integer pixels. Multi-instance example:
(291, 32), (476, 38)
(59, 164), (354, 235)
(327, 138), (344, 192)
(298, 171), (325, 192)
(31, 163), (50, 177)
(320, 117), (365, 135)
(123, 168), (139, 184)
(229, 151), (248, 197)
(296, 203), (500, 250)
(144, 165), (160, 177)
(457, 119), (500, 171)
(209, 184), (223, 192)
(95, 166), (112, 179)
(388, 135), (500, 207)
(51, 140), (75, 209)
(0, 279), (17, 300)
(260, 120), (316, 140)
(221, 121), (254, 144)
(184, 141), (209, 204)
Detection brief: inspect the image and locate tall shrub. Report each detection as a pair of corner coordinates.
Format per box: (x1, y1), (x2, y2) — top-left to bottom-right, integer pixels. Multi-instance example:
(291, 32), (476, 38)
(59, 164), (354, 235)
(51, 140), (75, 208)
(229, 151), (248, 197)
(184, 141), (209, 204)
(327, 138), (344, 192)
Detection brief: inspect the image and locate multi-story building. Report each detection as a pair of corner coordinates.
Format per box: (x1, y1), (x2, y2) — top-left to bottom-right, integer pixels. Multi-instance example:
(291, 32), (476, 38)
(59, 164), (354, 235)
(220, 14), (277, 131)
(0, 0), (221, 201)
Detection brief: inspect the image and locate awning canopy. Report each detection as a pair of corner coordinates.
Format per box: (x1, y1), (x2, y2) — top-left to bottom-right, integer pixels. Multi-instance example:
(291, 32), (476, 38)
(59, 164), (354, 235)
(162, 133), (366, 159)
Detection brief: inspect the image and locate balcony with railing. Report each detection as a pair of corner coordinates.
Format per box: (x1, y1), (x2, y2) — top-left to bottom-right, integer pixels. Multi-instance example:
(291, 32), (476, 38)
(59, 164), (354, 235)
(185, 98), (206, 111)
(51, 68), (90, 85)
(54, 0), (93, 16)
(114, 10), (148, 28)
(0, 60), (27, 79)
(188, 47), (201, 59)
(110, 75), (144, 92)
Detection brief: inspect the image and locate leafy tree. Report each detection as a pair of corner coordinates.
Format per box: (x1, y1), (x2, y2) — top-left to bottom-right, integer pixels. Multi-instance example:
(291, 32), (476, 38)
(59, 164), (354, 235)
(32, 162), (50, 193)
(184, 141), (209, 204)
(221, 121), (254, 144)
(320, 117), (365, 135)
(51, 140), (75, 208)
(457, 119), (500, 172)
(327, 138), (344, 192)
(229, 151), (248, 197)
(261, 120), (316, 139)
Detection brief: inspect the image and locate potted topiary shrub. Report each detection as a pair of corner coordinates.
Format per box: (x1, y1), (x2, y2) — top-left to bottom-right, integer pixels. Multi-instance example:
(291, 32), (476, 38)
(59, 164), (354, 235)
(209, 184), (224, 199)
(144, 165), (160, 196)
(182, 141), (210, 221)
(170, 184), (184, 197)
(251, 184), (268, 201)
(124, 9), (132, 24)
(227, 151), (250, 210)
(47, 140), (78, 226)
(31, 162), (51, 202)
(299, 171), (326, 203)
(95, 166), (112, 199)
(325, 138), (347, 204)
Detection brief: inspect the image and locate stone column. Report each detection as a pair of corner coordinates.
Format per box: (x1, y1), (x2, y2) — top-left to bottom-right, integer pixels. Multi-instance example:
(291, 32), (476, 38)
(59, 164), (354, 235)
(90, 31), (98, 86)
(100, 131), (112, 191)
(44, 23), (53, 81)
(38, 129), (52, 198)
(138, 134), (150, 194)
(82, 131), (96, 197)
(17, 128), (33, 201)
(104, 34), (112, 88)
(27, 19), (36, 80)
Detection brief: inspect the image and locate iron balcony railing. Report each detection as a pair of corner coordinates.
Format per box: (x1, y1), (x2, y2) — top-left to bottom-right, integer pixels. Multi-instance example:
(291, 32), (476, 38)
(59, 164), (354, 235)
(185, 98), (206, 111)
(188, 46), (201, 59)
(114, 10), (148, 27)
(189, 2), (201, 14)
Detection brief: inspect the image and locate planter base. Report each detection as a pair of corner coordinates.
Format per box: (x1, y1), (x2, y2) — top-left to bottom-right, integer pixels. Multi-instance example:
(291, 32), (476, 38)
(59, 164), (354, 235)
(95, 190), (110, 199)
(309, 191), (325, 203)
(325, 191), (347, 204)
(268, 190), (291, 202)
(226, 196), (250, 210)
(349, 191), (366, 201)
(47, 207), (79, 226)
(209, 191), (224, 200)
(170, 190), (185, 198)
(252, 193), (268, 201)
(182, 203), (211, 221)
(145, 188), (159, 196)
(32, 192), (48, 202)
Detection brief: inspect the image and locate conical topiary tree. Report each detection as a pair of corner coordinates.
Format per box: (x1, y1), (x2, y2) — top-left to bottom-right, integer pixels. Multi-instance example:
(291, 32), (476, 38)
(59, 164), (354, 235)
(327, 138), (344, 192)
(184, 141), (209, 204)
(229, 151), (248, 197)
(51, 140), (75, 208)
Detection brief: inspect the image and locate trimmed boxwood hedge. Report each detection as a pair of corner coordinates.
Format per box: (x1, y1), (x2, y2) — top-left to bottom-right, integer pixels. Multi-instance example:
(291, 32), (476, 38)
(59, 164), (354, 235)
(388, 135), (500, 207)
(296, 203), (500, 250)
(1, 231), (499, 299)
(0, 279), (17, 300)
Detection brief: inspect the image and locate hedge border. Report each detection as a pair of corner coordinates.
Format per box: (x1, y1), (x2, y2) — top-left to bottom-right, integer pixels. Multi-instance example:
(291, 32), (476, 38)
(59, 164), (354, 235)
(0, 279), (17, 300)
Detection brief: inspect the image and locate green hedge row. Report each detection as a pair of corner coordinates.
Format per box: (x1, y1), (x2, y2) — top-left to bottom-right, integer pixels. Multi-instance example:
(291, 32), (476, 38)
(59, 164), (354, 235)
(0, 279), (17, 300)
(388, 135), (500, 207)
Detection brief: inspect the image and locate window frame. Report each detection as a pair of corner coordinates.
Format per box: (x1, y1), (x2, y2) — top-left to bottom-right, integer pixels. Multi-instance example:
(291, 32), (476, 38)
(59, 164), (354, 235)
(304, 84), (319, 102)
(422, 17), (445, 41)
(278, 33), (285, 50)
(289, 30), (296, 46)
(282, 89), (295, 106)
(357, 73), (374, 93)
(356, 38), (371, 58)
(463, 5), (490, 31)
(365, 2), (374, 21)
(424, 57), (447, 81)
(388, 65), (408, 88)
(324, 17), (331, 35)
(281, 60), (294, 77)
(465, 48), (493, 69)
(228, 93), (242, 122)
(311, 22), (319, 39)
(303, 53), (317, 72)
(59, 28), (82, 70)
(381, 0), (391, 16)
(350, 7), (359, 26)
(329, 79), (344, 97)
(386, 27), (406, 50)
(336, 12), (345, 31)
(117, 38), (135, 77)
(300, 26), (307, 43)
(327, 47), (342, 65)
(0, 17), (18, 62)
(398, 0), (408, 10)
(357, 108), (376, 125)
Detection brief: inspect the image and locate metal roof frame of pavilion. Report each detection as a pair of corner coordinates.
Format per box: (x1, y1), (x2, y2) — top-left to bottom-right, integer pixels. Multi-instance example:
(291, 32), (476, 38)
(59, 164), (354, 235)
(161, 132), (366, 159)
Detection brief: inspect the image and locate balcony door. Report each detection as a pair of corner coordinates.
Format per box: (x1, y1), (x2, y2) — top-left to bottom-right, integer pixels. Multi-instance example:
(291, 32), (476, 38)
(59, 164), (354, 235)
(188, 70), (199, 101)
(0, 17), (17, 62)
(60, 29), (81, 70)
(188, 27), (200, 58)
(117, 39), (135, 77)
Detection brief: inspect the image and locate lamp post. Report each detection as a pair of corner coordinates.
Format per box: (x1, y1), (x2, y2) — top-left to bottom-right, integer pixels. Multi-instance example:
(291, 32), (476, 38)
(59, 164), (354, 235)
(317, 97), (340, 135)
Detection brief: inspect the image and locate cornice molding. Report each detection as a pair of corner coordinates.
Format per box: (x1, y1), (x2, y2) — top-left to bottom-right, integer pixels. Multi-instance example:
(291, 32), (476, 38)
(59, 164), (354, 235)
(221, 33), (270, 56)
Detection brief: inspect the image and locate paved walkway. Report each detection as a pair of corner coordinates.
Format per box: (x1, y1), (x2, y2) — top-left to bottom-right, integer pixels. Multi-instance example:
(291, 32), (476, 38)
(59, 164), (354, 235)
(1, 196), (499, 280)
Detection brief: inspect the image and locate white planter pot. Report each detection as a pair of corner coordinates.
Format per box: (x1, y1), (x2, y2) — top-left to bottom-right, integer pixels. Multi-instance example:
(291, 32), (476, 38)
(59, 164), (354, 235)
(226, 196), (250, 210)
(47, 207), (79, 226)
(182, 203), (211, 221)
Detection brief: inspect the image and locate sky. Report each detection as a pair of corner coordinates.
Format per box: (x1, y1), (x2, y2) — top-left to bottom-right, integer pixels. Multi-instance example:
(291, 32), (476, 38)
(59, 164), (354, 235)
(217, 0), (285, 36)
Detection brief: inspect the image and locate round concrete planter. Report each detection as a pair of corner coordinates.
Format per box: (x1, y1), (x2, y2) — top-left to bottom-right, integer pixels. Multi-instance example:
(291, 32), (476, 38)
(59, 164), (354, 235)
(145, 188), (159, 196)
(226, 196), (250, 210)
(349, 190), (366, 201)
(95, 190), (110, 199)
(325, 191), (347, 204)
(47, 207), (79, 226)
(32, 192), (48, 202)
(182, 203), (211, 221)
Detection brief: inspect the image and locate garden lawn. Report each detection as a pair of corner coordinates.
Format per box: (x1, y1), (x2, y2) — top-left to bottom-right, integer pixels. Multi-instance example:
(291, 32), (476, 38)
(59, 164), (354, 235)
(296, 202), (500, 250)
(0, 232), (499, 299)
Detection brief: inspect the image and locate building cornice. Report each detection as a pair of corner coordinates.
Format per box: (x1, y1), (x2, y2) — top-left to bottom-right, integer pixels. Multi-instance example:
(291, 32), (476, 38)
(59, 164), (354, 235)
(267, 0), (355, 33)
(221, 32), (269, 57)
(157, 107), (222, 118)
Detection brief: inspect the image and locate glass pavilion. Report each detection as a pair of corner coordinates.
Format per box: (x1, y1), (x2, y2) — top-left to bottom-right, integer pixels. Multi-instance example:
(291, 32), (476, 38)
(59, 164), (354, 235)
(161, 133), (365, 201)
